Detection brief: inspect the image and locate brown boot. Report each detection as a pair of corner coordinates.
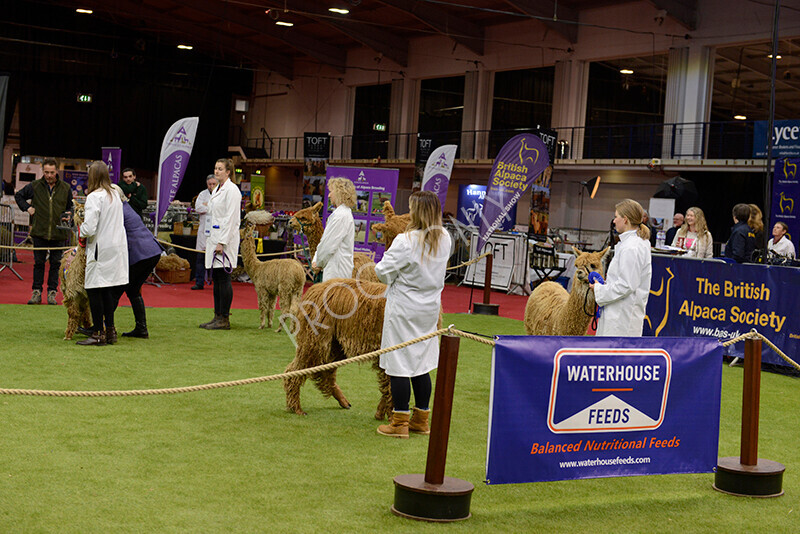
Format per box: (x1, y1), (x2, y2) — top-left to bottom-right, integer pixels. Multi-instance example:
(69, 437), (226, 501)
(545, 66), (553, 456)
(76, 330), (106, 346)
(105, 327), (118, 345)
(203, 316), (230, 330)
(199, 315), (221, 328)
(377, 411), (410, 439)
(409, 407), (431, 434)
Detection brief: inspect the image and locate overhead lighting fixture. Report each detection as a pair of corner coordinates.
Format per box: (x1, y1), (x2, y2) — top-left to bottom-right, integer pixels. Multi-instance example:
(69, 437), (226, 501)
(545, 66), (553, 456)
(734, 114), (747, 121)
(177, 44), (193, 50)
(329, 7), (350, 14)
(767, 54), (782, 59)
(619, 69), (634, 75)
(275, 21), (294, 27)
(75, 8), (93, 14)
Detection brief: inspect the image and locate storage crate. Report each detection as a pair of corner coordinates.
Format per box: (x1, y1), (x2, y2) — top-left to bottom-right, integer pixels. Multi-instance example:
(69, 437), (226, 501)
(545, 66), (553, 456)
(155, 268), (191, 284)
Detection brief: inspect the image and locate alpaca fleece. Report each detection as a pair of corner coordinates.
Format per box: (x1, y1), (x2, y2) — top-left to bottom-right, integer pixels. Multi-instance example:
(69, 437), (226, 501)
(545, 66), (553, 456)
(240, 223), (304, 332)
(524, 247), (609, 336)
(59, 201), (91, 340)
(370, 201), (410, 250)
(283, 278), (392, 419)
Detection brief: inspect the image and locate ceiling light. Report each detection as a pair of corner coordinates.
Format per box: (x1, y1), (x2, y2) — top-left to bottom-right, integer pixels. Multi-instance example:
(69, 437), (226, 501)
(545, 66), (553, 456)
(619, 69), (634, 75)
(734, 114), (747, 121)
(177, 44), (193, 50)
(767, 54), (782, 59)
(329, 7), (349, 14)
(276, 21), (293, 26)
(75, 8), (93, 14)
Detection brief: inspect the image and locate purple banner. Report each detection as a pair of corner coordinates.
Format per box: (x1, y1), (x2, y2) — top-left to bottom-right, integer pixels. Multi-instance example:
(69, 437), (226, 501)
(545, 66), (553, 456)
(771, 158), (800, 254)
(101, 147), (122, 184)
(421, 144), (456, 210)
(477, 134), (550, 251)
(487, 336), (722, 484)
(156, 117), (199, 228)
(322, 166), (399, 262)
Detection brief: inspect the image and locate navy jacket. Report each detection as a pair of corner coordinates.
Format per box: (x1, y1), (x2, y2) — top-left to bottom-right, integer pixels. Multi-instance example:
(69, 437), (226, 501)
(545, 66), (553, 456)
(122, 202), (162, 265)
(724, 221), (755, 263)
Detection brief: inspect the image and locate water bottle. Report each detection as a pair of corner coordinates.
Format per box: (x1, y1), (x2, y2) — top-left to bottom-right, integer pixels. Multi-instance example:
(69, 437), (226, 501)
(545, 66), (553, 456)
(656, 230), (665, 248)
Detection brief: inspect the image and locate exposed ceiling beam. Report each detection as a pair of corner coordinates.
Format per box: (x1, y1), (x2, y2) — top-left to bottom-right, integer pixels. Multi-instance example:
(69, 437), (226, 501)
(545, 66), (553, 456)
(170, 0), (346, 72)
(717, 49), (800, 95)
(262, 0), (409, 67)
(71, 0), (294, 78)
(650, 0), (697, 31)
(377, 0), (485, 56)
(501, 0), (578, 43)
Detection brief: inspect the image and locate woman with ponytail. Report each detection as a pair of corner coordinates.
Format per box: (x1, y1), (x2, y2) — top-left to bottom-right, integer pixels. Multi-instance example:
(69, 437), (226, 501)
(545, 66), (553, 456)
(590, 198), (652, 336)
(374, 191), (452, 439)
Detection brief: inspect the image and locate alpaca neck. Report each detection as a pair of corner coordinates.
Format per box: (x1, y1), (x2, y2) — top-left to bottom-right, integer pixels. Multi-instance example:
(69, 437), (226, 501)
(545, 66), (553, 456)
(562, 281), (594, 334)
(241, 235), (261, 271)
(306, 220), (323, 257)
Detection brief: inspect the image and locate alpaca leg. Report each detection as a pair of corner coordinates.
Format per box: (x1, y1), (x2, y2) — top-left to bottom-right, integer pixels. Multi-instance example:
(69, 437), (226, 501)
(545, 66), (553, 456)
(265, 294), (277, 329)
(283, 358), (309, 416)
(257, 291), (268, 329)
(373, 362), (393, 420)
(313, 369), (350, 409)
(63, 299), (77, 340)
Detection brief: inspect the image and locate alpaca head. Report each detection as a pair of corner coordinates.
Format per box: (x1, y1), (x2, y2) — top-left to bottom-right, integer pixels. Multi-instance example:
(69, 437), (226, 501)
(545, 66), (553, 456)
(240, 221), (256, 242)
(382, 200), (396, 218)
(571, 246), (610, 286)
(289, 202), (322, 235)
(72, 199), (85, 227)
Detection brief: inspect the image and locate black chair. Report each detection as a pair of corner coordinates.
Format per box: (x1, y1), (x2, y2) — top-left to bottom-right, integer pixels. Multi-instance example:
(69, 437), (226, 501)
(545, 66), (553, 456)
(530, 241), (565, 288)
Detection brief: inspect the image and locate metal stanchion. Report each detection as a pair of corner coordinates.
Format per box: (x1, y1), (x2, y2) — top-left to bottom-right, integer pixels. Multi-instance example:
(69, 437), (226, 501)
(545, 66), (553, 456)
(0, 203), (23, 280)
(472, 253), (499, 315)
(391, 335), (474, 522)
(714, 337), (785, 497)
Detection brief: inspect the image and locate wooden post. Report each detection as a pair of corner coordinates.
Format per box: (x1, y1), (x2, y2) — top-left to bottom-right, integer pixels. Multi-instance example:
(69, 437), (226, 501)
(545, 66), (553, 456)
(740, 337), (761, 465)
(391, 335), (474, 521)
(714, 336), (784, 497)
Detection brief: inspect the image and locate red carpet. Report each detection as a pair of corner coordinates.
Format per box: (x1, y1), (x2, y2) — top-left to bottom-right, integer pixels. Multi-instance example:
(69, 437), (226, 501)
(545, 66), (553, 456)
(2, 249), (528, 320)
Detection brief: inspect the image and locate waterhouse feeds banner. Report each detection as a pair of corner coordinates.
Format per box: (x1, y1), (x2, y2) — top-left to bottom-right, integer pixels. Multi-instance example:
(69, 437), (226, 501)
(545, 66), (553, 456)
(644, 256), (800, 367)
(486, 336), (722, 485)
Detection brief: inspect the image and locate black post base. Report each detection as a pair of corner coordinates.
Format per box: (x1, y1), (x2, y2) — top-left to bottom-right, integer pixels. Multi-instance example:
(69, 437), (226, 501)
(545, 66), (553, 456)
(392, 474), (474, 522)
(713, 457), (785, 497)
(472, 302), (499, 315)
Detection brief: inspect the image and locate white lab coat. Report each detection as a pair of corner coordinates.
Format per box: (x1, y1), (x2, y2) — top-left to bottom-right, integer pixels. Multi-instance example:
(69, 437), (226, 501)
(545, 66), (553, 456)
(768, 235), (796, 258)
(195, 187), (212, 251)
(313, 205), (354, 282)
(204, 179), (242, 270)
(80, 188), (129, 289)
(375, 230), (452, 377)
(594, 229), (652, 337)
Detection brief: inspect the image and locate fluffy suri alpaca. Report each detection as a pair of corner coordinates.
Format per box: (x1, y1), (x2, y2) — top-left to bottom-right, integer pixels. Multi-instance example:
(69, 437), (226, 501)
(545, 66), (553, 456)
(59, 201), (92, 340)
(283, 278), (393, 419)
(370, 201), (410, 249)
(289, 201), (379, 282)
(240, 222), (304, 332)
(524, 247), (610, 336)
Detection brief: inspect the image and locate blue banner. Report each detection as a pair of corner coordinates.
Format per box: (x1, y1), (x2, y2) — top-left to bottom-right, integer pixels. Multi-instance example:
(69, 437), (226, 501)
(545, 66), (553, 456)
(487, 336), (722, 485)
(456, 184), (516, 230)
(645, 255), (800, 366)
(771, 158), (800, 254)
(753, 120), (800, 158)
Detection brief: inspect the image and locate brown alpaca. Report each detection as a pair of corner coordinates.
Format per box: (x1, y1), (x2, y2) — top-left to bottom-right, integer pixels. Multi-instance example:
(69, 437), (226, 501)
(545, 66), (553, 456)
(283, 278), (393, 419)
(59, 201), (92, 340)
(370, 201), (410, 249)
(240, 222), (304, 332)
(524, 247), (610, 336)
(289, 201), (379, 282)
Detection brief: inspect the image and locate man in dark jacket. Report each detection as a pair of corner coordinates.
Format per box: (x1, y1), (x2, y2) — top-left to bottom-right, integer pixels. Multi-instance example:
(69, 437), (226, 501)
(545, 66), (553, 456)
(15, 158), (73, 305)
(724, 203), (755, 263)
(119, 168), (148, 217)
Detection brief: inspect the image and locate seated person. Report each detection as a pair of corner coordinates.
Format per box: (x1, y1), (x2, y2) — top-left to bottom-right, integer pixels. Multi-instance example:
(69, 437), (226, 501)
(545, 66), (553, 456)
(724, 203), (755, 263)
(767, 222), (796, 259)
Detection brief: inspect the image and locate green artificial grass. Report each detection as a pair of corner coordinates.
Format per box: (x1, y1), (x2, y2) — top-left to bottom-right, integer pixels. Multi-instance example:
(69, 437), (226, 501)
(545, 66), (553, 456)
(0, 304), (797, 532)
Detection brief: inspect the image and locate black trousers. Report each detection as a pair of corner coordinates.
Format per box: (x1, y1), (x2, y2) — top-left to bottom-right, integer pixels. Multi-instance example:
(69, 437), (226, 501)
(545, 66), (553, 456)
(389, 374), (432, 412)
(32, 236), (65, 292)
(112, 255), (160, 306)
(86, 286), (121, 330)
(212, 268), (233, 317)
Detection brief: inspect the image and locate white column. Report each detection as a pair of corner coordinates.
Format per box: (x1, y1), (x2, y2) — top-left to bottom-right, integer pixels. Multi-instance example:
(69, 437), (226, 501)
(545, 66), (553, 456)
(552, 60), (589, 160)
(664, 45), (713, 159)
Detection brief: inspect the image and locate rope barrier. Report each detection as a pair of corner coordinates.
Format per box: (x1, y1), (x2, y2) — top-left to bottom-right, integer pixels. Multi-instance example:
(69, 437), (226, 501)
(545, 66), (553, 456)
(722, 329), (800, 371)
(154, 238), (304, 259)
(446, 251), (491, 271)
(0, 327), (497, 397)
(0, 243), (73, 251)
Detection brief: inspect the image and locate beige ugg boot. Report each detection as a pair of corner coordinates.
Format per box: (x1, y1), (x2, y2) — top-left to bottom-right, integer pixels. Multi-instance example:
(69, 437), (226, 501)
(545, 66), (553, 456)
(409, 407), (431, 434)
(377, 411), (410, 439)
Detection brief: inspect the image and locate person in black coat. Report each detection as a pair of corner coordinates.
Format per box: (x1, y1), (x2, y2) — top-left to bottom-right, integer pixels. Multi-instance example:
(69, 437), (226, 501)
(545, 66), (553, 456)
(664, 212), (684, 247)
(724, 203), (755, 263)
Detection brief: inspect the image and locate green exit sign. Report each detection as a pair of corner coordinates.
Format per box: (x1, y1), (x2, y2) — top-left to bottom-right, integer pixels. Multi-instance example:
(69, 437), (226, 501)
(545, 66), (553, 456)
(372, 123), (386, 131)
(77, 93), (93, 103)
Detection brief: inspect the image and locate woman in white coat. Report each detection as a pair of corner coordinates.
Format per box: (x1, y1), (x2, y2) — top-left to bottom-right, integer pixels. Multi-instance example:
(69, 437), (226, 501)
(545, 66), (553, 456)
(200, 158), (242, 330)
(590, 199), (652, 337)
(374, 191), (452, 438)
(192, 173), (218, 290)
(311, 177), (355, 281)
(76, 161), (129, 346)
